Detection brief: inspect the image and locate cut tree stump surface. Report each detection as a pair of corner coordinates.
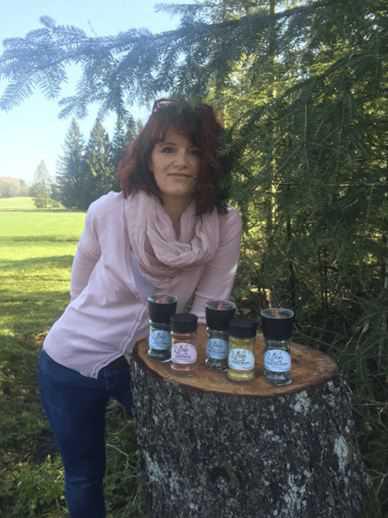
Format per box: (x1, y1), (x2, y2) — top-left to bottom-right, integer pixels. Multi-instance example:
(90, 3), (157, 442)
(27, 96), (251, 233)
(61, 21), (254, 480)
(130, 326), (367, 518)
(133, 326), (337, 396)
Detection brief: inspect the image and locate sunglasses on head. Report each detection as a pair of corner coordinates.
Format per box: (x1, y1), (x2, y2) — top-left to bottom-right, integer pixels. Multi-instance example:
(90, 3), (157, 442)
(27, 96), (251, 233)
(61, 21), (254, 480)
(152, 98), (213, 115)
(152, 98), (179, 113)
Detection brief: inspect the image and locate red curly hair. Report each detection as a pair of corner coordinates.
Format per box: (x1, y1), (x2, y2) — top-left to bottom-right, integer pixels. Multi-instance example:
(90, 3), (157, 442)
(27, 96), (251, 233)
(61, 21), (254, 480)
(117, 99), (230, 215)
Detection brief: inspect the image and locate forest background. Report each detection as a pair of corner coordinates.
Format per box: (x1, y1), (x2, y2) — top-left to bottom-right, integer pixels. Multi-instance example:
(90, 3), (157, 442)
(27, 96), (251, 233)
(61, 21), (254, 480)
(0, 0), (387, 516)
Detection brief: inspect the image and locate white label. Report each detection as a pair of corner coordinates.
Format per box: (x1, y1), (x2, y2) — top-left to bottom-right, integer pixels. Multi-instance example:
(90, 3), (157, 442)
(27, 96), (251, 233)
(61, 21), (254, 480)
(171, 342), (197, 365)
(264, 350), (291, 373)
(228, 349), (255, 371)
(149, 329), (171, 351)
(207, 338), (228, 360)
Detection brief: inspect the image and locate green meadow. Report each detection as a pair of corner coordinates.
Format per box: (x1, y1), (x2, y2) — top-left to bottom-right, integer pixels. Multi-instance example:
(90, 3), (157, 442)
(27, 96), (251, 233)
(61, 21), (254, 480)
(0, 198), (139, 517)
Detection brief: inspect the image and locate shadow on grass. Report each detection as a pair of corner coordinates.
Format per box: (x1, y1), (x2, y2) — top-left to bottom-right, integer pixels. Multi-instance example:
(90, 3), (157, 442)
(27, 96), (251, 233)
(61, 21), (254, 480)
(0, 334), (48, 450)
(0, 331), (139, 517)
(1, 289), (69, 336)
(0, 236), (79, 244)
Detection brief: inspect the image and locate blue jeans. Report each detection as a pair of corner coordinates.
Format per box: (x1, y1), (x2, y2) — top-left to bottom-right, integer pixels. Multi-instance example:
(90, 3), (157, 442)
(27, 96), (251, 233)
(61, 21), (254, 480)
(38, 349), (133, 518)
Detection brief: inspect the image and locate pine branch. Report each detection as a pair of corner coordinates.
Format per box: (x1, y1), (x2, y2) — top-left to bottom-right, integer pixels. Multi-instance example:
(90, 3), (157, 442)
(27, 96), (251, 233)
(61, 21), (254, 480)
(0, 3), (318, 113)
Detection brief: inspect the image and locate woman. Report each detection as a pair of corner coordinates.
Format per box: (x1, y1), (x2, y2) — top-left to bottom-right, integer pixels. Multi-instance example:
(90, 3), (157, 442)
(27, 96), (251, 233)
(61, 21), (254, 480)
(38, 98), (242, 517)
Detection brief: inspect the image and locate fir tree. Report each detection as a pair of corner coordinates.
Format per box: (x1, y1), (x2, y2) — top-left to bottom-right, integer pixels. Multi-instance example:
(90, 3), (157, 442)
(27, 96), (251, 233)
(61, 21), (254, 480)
(83, 118), (114, 207)
(111, 112), (137, 191)
(30, 160), (51, 208)
(56, 119), (86, 209)
(113, 111), (136, 161)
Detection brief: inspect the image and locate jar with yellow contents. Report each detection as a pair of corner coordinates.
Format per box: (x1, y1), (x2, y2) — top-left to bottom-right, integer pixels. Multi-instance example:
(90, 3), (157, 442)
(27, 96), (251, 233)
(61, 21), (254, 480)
(227, 319), (258, 382)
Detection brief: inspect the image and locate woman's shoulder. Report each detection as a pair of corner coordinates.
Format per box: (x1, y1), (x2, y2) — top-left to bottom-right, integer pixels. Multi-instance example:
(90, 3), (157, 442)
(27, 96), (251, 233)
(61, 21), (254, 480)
(216, 205), (242, 241)
(87, 191), (124, 219)
(219, 205), (242, 227)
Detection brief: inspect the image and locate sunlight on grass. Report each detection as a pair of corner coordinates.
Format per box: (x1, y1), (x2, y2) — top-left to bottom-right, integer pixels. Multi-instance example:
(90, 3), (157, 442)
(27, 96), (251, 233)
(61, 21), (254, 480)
(0, 201), (85, 517)
(0, 211), (83, 238)
(0, 197), (36, 210)
(0, 199), (140, 517)
(0, 202), (84, 337)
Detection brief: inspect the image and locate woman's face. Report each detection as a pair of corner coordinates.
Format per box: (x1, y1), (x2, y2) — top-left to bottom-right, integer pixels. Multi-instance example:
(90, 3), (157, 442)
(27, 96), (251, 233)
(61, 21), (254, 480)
(149, 128), (200, 204)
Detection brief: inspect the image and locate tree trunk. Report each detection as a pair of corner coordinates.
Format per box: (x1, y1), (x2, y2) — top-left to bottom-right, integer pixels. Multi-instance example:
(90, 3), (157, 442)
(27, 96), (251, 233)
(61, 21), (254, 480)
(130, 327), (367, 518)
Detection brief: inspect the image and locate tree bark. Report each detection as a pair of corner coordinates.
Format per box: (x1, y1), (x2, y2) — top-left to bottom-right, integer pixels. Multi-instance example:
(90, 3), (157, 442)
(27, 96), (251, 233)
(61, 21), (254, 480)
(130, 328), (367, 518)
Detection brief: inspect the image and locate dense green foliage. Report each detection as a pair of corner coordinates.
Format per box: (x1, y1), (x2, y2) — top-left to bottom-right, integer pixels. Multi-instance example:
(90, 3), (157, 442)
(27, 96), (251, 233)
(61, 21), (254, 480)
(1, 0), (387, 514)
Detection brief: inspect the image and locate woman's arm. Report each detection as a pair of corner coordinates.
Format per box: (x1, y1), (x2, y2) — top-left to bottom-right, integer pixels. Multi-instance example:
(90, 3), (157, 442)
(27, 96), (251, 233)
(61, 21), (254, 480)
(190, 208), (242, 322)
(70, 206), (101, 301)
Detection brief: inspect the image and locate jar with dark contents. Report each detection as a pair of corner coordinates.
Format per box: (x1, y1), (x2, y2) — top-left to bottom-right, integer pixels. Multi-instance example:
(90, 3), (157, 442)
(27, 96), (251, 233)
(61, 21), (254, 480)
(147, 295), (177, 360)
(205, 300), (236, 370)
(170, 313), (198, 372)
(227, 319), (258, 382)
(261, 307), (294, 385)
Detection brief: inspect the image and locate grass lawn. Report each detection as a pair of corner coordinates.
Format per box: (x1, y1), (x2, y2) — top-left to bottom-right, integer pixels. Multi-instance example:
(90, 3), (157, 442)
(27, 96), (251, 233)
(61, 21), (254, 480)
(0, 197), (139, 518)
(0, 196), (36, 210)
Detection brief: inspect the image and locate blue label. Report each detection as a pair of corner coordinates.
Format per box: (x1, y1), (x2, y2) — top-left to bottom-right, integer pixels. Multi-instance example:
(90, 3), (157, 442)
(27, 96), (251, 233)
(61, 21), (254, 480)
(149, 329), (171, 351)
(207, 338), (228, 360)
(264, 350), (291, 373)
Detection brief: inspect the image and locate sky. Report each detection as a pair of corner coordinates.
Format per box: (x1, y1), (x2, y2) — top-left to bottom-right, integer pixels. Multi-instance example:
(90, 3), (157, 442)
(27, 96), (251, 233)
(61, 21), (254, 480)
(0, 0), (185, 184)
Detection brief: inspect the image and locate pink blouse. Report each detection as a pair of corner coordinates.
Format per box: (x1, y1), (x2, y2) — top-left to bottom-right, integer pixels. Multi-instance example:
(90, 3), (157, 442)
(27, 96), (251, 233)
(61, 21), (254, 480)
(43, 191), (242, 378)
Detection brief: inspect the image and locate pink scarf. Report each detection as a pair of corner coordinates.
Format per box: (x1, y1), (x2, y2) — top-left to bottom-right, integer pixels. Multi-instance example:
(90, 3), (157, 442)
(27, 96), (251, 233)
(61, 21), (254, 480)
(125, 192), (220, 290)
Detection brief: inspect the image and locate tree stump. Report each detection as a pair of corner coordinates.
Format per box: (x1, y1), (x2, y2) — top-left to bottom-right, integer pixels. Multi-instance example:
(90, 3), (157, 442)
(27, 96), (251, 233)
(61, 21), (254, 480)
(130, 326), (367, 518)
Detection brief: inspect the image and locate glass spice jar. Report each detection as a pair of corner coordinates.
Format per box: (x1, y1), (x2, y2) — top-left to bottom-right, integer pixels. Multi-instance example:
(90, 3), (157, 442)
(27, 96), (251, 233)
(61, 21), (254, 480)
(170, 313), (198, 373)
(227, 319), (258, 382)
(205, 300), (236, 370)
(147, 295), (177, 360)
(261, 307), (294, 385)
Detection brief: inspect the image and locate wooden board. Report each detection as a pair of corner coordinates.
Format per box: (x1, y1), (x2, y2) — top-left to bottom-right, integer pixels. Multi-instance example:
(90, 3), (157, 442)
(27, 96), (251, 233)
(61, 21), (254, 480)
(134, 325), (338, 397)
